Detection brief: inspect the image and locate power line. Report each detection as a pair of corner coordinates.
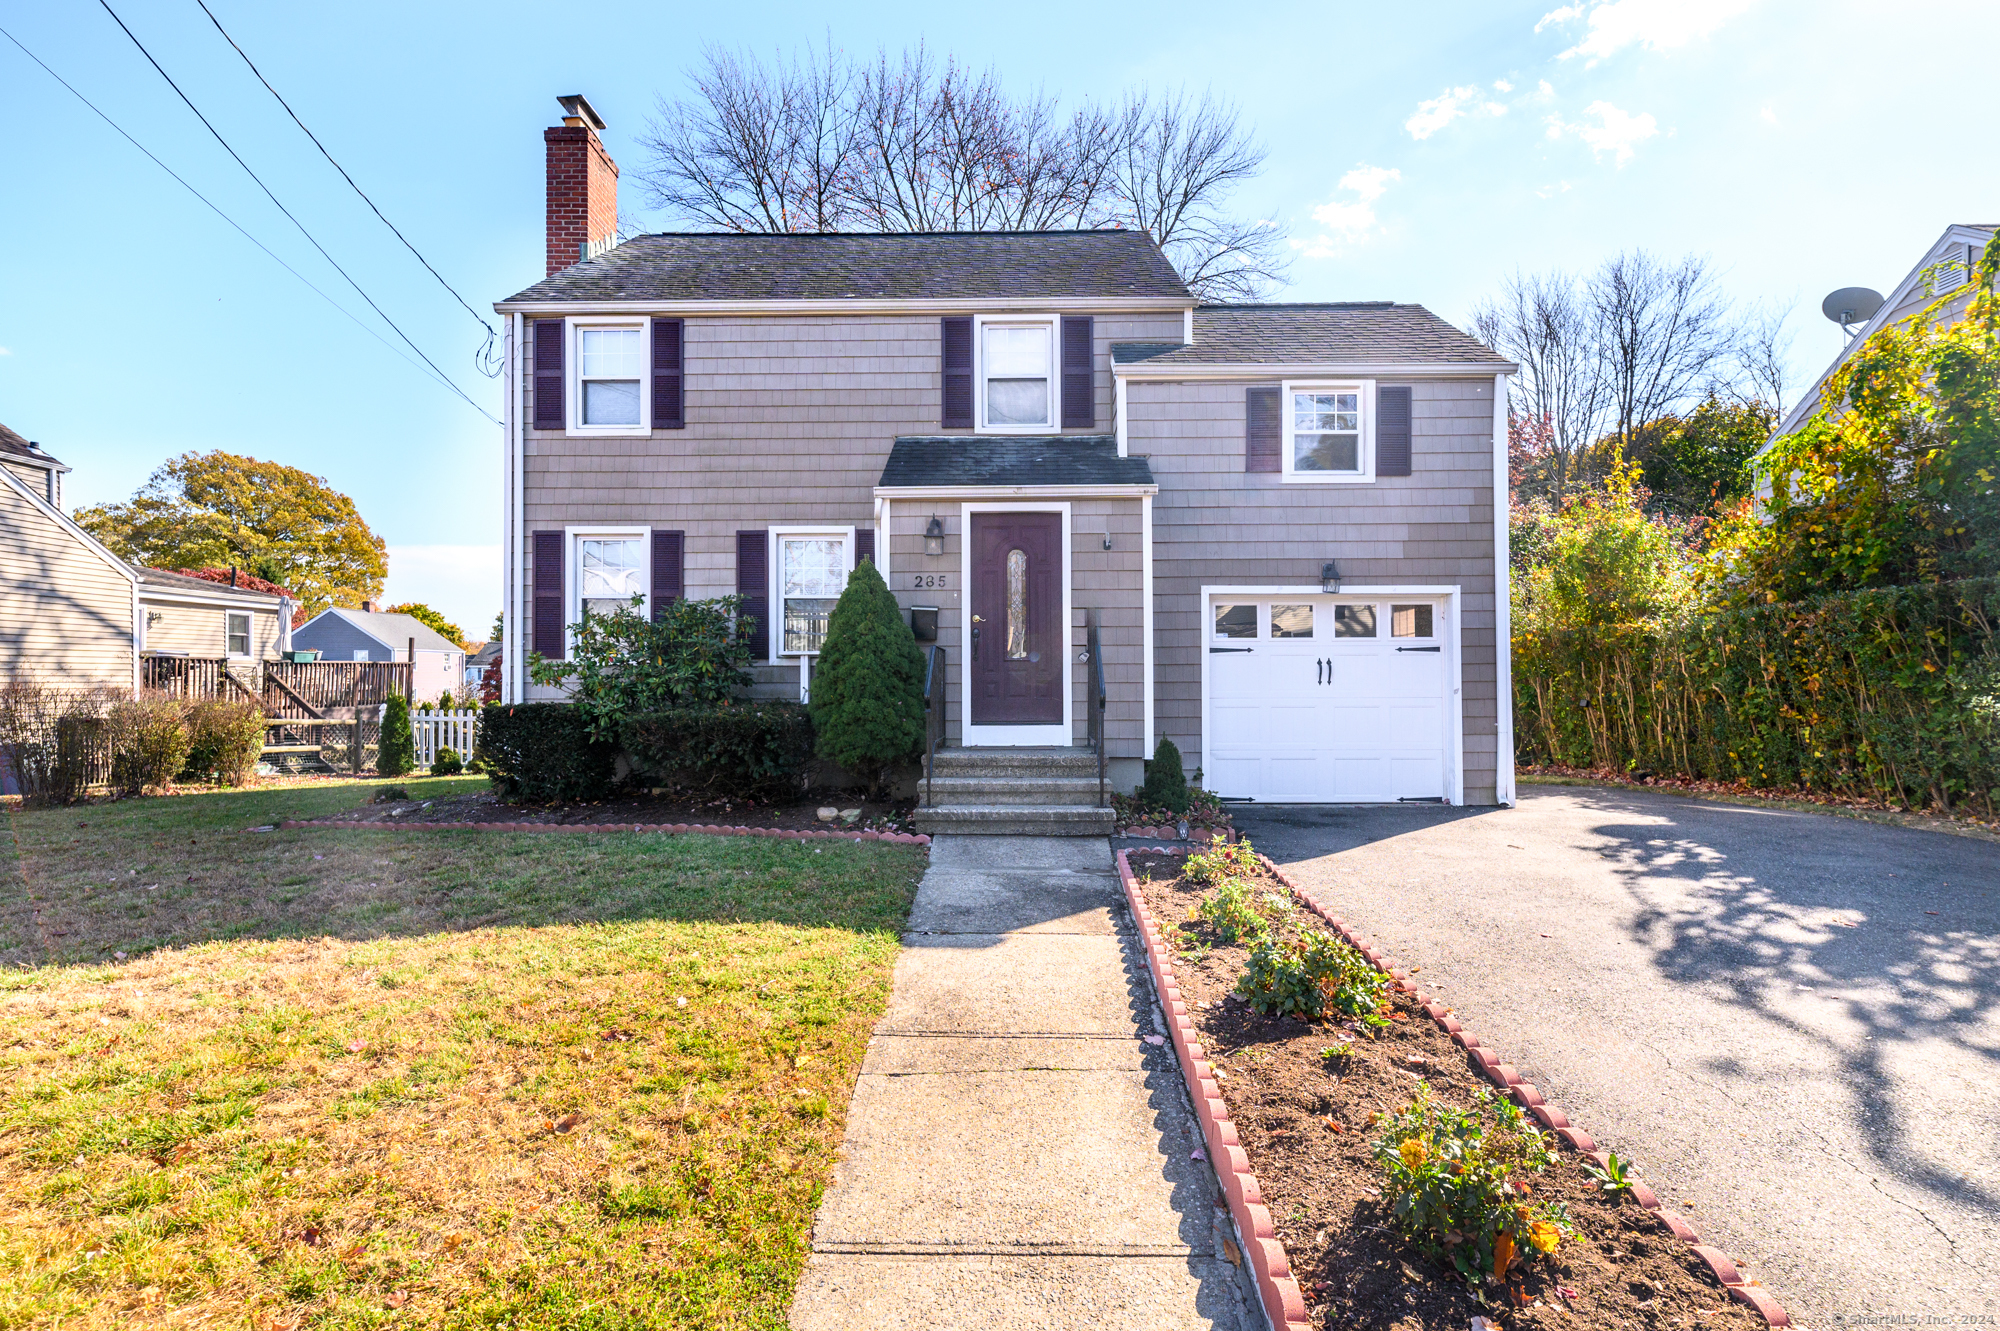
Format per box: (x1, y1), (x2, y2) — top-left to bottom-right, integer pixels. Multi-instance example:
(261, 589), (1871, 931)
(93, 0), (498, 423)
(0, 21), (466, 404)
(190, 0), (502, 375)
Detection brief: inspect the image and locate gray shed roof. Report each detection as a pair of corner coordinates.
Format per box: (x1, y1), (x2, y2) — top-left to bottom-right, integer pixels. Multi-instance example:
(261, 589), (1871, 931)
(502, 230), (1192, 305)
(1112, 303), (1510, 368)
(878, 436), (1156, 490)
(297, 608), (464, 655)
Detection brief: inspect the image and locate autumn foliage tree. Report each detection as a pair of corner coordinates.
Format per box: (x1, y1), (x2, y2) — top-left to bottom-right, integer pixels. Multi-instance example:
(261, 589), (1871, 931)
(385, 602), (468, 650)
(76, 451), (386, 619)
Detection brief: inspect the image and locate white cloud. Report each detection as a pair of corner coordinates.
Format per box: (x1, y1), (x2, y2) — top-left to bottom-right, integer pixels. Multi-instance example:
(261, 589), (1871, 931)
(0, 347), (11, 356)
(1540, 0), (1756, 62)
(1405, 86), (1509, 140)
(1537, 80), (1556, 100)
(1294, 165), (1403, 257)
(1493, 78), (1515, 93)
(1547, 100), (1659, 163)
(1534, 181), (1574, 199)
(1759, 104), (1779, 125)
(384, 544), (502, 642)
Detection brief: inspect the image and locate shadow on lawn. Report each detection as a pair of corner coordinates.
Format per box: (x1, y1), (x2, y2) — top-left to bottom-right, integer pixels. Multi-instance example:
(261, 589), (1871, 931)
(0, 776), (925, 970)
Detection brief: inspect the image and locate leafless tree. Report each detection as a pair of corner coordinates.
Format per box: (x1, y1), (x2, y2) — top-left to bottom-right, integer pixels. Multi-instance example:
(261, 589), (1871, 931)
(635, 44), (1285, 299)
(1474, 269), (1607, 501)
(1590, 251), (1736, 455)
(1728, 296), (1794, 418)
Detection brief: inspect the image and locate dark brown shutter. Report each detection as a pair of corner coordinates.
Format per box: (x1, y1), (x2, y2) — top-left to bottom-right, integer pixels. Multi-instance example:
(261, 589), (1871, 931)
(1245, 386), (1280, 473)
(1377, 386), (1413, 477)
(854, 527), (875, 567)
(651, 530), (684, 620)
(531, 531), (565, 659)
(736, 530), (768, 661)
(1060, 315), (1094, 428)
(651, 318), (684, 428)
(532, 321), (564, 430)
(941, 316), (973, 427)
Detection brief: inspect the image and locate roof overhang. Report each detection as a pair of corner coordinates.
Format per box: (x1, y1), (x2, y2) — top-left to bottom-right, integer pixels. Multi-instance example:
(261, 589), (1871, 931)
(875, 483), (1157, 500)
(1114, 360), (1517, 380)
(495, 296), (1197, 317)
(137, 585), (284, 611)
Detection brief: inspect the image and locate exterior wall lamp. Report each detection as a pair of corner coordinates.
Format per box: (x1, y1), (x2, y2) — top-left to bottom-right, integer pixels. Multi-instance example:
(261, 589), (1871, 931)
(924, 515), (945, 557)
(1321, 560), (1342, 594)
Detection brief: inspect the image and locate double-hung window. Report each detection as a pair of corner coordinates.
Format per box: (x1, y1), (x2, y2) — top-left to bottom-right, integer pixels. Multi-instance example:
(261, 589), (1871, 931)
(1281, 380), (1375, 482)
(225, 611), (251, 657)
(773, 529), (852, 656)
(577, 534), (647, 620)
(976, 315), (1056, 430)
(575, 324), (646, 430)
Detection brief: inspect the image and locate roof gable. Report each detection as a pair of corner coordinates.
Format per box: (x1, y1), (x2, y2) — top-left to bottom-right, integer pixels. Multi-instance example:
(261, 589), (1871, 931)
(297, 608), (464, 654)
(1112, 303), (1511, 370)
(501, 230), (1192, 306)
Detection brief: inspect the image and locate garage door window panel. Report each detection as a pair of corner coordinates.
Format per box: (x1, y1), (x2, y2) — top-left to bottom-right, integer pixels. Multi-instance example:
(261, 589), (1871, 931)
(1213, 604), (1258, 639)
(1271, 604), (1314, 638)
(1392, 604), (1434, 638)
(1334, 604), (1377, 638)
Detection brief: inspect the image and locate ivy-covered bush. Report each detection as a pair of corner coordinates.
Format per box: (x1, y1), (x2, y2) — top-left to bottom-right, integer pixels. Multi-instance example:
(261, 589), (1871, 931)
(183, 699), (266, 786)
(478, 704), (617, 802)
(624, 704), (815, 798)
(1235, 929), (1389, 1023)
(108, 696), (192, 793)
(1373, 1086), (1568, 1286)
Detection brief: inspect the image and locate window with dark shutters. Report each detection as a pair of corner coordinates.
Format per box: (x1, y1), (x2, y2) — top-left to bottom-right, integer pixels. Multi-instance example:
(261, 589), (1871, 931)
(854, 528), (875, 567)
(940, 317), (973, 428)
(651, 530), (684, 619)
(1060, 316), (1094, 428)
(1376, 386), (1413, 477)
(532, 531), (566, 659)
(652, 319), (684, 428)
(532, 321), (565, 430)
(1245, 386), (1281, 473)
(736, 530), (769, 661)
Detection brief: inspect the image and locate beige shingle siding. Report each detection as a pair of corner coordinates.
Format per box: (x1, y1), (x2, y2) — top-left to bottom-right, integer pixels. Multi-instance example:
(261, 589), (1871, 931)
(521, 311), (1182, 705)
(1132, 375), (1501, 804)
(0, 479), (134, 690)
(140, 598), (282, 660)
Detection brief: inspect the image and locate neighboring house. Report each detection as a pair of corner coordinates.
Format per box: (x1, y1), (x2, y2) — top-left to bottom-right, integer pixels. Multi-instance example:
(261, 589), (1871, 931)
(465, 640), (501, 686)
(1771, 223), (1995, 442)
(495, 96), (1516, 811)
(0, 423), (136, 690)
(136, 567), (290, 680)
(292, 603), (466, 701)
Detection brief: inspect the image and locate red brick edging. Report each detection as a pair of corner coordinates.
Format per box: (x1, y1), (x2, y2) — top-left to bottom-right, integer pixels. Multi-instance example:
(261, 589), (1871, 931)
(278, 817), (929, 846)
(1117, 847), (1794, 1330)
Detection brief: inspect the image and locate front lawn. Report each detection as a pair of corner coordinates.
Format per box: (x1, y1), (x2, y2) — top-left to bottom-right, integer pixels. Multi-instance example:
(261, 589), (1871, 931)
(0, 776), (925, 1328)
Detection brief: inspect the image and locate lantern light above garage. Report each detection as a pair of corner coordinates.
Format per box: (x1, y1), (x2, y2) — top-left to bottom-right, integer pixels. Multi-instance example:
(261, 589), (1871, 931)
(1321, 560), (1342, 594)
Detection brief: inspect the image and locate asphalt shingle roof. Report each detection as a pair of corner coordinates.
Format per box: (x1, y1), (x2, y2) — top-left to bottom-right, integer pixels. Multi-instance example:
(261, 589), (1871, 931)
(502, 231), (1192, 304)
(137, 567), (286, 603)
(1111, 303), (1510, 368)
(301, 609), (465, 655)
(0, 421), (64, 467)
(878, 436), (1156, 489)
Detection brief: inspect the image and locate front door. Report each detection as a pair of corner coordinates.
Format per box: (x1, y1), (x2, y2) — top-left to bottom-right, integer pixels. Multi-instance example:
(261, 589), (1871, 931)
(969, 512), (1063, 727)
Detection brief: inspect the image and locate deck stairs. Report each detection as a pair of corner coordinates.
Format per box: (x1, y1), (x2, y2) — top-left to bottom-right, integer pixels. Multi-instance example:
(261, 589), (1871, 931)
(912, 746), (1115, 837)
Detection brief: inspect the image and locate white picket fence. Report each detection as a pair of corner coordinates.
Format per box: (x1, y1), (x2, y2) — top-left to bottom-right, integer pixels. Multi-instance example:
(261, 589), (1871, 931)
(411, 709), (479, 768)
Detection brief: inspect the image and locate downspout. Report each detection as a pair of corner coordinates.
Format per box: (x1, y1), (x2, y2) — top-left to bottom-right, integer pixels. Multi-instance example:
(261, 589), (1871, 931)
(505, 312), (524, 702)
(1492, 372), (1515, 806)
(1141, 491), (1154, 764)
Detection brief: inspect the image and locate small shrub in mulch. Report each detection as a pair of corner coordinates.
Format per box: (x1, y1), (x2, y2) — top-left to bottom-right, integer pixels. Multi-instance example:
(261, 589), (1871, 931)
(1130, 848), (1768, 1330)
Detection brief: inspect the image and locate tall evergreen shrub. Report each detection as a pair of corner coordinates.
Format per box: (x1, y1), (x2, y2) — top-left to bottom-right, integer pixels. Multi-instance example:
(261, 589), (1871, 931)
(1141, 737), (1189, 814)
(378, 693), (416, 777)
(809, 560), (924, 793)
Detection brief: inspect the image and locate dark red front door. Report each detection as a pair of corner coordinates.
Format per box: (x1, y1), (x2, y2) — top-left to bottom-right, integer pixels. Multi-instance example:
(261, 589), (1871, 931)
(970, 512), (1062, 726)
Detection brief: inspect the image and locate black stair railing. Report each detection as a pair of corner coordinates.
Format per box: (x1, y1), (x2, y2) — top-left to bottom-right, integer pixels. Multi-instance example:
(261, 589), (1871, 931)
(922, 644), (946, 807)
(1085, 615), (1107, 807)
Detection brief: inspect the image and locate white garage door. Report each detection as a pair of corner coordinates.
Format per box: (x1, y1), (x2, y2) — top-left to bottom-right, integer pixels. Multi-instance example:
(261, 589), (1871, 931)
(1206, 594), (1451, 803)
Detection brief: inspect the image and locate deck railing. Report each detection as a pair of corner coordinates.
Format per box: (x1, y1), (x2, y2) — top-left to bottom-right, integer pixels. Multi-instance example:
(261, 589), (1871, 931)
(922, 645), (946, 807)
(260, 661), (412, 717)
(140, 656), (258, 701)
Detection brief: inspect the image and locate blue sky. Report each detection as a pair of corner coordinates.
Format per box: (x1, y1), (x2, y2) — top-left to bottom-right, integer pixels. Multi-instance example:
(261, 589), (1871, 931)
(2, 0), (1993, 635)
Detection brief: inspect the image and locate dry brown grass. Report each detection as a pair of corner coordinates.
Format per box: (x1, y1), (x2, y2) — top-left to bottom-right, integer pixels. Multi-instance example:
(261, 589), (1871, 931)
(0, 776), (923, 1329)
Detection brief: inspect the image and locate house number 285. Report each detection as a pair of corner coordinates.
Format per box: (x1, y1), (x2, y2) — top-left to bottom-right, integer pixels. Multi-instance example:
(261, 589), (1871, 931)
(911, 574), (949, 589)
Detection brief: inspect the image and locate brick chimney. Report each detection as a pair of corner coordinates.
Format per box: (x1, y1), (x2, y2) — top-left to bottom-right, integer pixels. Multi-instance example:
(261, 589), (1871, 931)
(545, 94), (618, 277)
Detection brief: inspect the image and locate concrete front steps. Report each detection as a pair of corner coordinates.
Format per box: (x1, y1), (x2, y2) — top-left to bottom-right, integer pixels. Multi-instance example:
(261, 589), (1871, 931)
(914, 746), (1115, 838)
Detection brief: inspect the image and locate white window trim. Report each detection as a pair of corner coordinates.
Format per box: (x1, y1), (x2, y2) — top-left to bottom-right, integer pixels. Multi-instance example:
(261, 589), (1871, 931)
(768, 525), (857, 660)
(225, 610), (253, 659)
(1196, 585), (1463, 805)
(567, 317), (650, 437)
(1280, 379), (1377, 484)
(973, 312), (1061, 435)
(564, 526), (651, 652)
(959, 501), (1073, 747)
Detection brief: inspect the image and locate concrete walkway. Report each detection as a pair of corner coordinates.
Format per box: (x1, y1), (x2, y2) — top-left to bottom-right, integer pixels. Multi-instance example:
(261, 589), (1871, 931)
(1238, 788), (2000, 1328)
(789, 835), (1255, 1330)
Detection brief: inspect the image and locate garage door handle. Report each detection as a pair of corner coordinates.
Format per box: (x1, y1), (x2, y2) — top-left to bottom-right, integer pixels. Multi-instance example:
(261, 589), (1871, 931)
(1209, 646), (1253, 654)
(1397, 646), (1442, 653)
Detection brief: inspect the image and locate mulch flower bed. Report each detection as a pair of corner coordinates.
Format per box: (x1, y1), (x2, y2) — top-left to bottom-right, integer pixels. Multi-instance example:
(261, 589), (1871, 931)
(314, 788), (918, 835)
(1128, 848), (1771, 1330)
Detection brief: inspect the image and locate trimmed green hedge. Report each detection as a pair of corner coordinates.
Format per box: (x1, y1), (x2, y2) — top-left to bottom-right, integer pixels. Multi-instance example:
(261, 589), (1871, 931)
(1515, 577), (2000, 813)
(478, 703), (618, 802)
(623, 704), (815, 798)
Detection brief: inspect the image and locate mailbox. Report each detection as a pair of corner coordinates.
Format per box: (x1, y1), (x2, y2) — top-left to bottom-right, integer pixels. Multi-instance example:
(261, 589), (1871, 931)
(909, 606), (939, 643)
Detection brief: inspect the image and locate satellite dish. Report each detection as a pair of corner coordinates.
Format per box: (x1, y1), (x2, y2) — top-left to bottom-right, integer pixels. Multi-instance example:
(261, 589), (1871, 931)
(1821, 286), (1883, 334)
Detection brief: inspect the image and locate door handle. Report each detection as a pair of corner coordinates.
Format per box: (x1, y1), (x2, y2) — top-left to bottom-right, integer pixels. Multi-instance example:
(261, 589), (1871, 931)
(1316, 658), (1323, 685)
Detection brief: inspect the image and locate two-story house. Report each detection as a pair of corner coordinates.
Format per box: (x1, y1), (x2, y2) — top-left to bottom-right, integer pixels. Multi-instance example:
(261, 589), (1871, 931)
(497, 96), (1517, 828)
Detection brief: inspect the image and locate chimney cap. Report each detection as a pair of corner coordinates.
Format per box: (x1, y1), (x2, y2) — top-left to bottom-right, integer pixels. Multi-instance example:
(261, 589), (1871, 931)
(557, 94), (605, 131)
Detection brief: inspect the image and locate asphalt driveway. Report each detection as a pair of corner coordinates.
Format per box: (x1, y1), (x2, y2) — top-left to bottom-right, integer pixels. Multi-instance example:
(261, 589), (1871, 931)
(1235, 785), (1998, 1328)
